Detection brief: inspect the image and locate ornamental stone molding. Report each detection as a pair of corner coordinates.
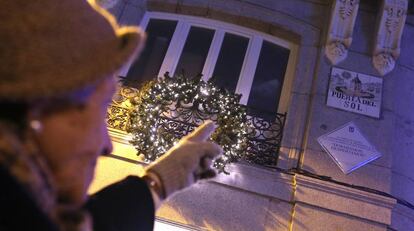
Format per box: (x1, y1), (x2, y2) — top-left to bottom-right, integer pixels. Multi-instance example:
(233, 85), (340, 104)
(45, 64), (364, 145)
(325, 0), (360, 65)
(294, 174), (396, 225)
(373, 0), (408, 76)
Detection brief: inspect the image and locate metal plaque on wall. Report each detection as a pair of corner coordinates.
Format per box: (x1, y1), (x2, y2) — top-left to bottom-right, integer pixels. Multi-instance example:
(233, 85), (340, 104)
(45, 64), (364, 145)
(317, 122), (382, 174)
(327, 67), (383, 118)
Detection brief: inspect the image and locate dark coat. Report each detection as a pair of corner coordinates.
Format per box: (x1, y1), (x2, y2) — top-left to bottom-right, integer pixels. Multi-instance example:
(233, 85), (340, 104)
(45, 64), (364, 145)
(0, 166), (155, 231)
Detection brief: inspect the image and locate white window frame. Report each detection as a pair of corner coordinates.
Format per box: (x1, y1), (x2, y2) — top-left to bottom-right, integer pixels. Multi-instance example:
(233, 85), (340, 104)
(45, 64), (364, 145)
(119, 11), (298, 114)
(154, 218), (203, 231)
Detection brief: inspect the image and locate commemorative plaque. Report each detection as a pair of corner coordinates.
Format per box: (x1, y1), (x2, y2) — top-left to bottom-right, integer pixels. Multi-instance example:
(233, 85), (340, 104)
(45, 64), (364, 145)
(317, 122), (382, 174)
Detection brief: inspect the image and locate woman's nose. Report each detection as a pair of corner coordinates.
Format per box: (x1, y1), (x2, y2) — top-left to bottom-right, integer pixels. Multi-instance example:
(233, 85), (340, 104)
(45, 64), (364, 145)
(101, 129), (113, 156)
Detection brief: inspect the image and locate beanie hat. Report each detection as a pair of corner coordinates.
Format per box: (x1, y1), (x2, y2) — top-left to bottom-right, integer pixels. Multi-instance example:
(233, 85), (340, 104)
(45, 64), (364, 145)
(0, 0), (145, 100)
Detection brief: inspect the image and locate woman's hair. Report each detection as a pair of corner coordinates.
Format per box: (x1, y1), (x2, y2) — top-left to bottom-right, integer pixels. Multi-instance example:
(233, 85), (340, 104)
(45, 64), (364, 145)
(0, 101), (29, 131)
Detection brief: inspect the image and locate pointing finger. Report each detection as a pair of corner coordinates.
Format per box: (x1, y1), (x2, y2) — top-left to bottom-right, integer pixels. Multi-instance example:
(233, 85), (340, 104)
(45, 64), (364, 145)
(201, 156), (213, 169)
(197, 169), (217, 179)
(199, 142), (223, 159)
(186, 120), (217, 142)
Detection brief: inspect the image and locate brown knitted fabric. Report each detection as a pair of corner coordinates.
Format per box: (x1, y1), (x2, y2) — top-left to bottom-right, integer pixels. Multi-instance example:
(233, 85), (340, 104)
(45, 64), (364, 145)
(145, 160), (190, 198)
(0, 0), (145, 101)
(0, 123), (93, 231)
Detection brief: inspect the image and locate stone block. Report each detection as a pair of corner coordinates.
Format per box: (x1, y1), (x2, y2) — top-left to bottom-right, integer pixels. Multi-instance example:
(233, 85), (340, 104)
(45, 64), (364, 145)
(380, 70), (396, 113)
(212, 163), (294, 201)
(177, 0), (209, 16)
(295, 175), (395, 225)
(206, 0), (243, 25)
(388, 65), (414, 120)
(313, 52), (333, 96)
(398, 24), (414, 70)
(264, 198), (293, 231)
(349, 9), (377, 55)
(281, 93), (311, 150)
(268, 24), (302, 46)
(278, 146), (301, 170)
(157, 181), (287, 231)
(147, 0), (178, 13)
(124, 0), (145, 7)
(207, 0), (322, 46)
(391, 204), (414, 231)
(358, 0), (379, 12)
(108, 0), (128, 20)
(292, 203), (387, 231)
(391, 171), (414, 205)
(302, 0), (330, 4)
(118, 3), (145, 25)
(207, 0), (243, 15)
(392, 115), (414, 180)
(237, 16), (271, 34)
(292, 46), (319, 94)
(241, 0), (330, 30)
(407, 15), (414, 25)
(262, 10), (321, 47)
(205, 10), (239, 26)
(301, 149), (392, 193)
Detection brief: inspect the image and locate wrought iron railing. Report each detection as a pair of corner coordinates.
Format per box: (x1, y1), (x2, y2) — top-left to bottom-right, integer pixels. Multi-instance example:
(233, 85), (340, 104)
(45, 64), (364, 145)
(107, 88), (287, 167)
(107, 104), (131, 131)
(244, 109), (286, 166)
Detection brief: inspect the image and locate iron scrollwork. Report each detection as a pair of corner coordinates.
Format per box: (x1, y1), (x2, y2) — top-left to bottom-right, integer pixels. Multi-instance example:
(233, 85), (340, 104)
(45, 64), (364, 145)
(107, 86), (287, 167)
(244, 112), (286, 166)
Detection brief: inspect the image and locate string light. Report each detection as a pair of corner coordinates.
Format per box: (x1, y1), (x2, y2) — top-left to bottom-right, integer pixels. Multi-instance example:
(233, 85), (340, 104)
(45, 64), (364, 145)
(127, 73), (250, 173)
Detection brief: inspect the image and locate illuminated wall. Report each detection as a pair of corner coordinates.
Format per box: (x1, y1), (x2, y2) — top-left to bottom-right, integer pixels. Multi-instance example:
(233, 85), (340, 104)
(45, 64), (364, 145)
(92, 0), (414, 230)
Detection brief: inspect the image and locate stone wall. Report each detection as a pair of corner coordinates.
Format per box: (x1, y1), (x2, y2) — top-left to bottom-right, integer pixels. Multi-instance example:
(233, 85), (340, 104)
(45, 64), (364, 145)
(91, 0), (414, 230)
(390, 11), (414, 231)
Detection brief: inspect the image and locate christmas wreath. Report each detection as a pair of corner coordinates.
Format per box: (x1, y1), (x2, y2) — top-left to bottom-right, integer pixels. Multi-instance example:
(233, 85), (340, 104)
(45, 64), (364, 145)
(127, 73), (249, 173)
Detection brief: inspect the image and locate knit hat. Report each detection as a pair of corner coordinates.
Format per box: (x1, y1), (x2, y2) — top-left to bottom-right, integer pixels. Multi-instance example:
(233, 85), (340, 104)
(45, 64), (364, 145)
(0, 0), (145, 101)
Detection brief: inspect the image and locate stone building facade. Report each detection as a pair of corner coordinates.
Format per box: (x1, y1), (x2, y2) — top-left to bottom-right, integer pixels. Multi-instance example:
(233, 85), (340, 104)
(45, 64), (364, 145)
(90, 0), (414, 230)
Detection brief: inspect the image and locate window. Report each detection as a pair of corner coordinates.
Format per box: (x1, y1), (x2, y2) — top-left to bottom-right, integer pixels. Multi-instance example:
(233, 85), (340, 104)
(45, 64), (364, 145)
(124, 19), (177, 87)
(247, 41), (290, 120)
(212, 33), (249, 93)
(119, 12), (297, 118)
(174, 26), (215, 78)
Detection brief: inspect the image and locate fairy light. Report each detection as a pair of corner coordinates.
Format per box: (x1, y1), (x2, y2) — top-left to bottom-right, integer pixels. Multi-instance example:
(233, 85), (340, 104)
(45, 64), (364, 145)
(127, 73), (250, 173)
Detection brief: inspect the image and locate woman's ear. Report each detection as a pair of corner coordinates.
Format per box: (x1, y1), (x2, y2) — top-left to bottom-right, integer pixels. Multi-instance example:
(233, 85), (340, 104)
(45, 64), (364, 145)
(26, 101), (46, 134)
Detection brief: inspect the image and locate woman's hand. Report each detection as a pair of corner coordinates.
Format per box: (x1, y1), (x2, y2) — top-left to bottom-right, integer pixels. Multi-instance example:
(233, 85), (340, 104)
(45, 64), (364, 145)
(143, 121), (222, 203)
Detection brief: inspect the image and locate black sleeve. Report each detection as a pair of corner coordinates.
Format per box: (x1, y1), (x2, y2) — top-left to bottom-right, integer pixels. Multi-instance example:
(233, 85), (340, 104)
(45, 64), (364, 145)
(0, 166), (59, 231)
(85, 176), (155, 231)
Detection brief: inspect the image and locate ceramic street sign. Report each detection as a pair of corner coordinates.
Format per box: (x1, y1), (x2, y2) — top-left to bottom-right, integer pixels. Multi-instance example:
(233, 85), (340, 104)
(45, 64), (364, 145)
(317, 122), (382, 174)
(327, 67), (383, 118)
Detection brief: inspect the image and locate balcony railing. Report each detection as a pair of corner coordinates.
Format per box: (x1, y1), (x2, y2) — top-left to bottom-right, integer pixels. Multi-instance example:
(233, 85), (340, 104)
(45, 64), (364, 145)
(107, 88), (286, 167)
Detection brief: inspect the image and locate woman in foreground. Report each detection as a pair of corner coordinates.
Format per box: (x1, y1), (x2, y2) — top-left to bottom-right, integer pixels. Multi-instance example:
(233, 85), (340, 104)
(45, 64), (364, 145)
(0, 1), (222, 230)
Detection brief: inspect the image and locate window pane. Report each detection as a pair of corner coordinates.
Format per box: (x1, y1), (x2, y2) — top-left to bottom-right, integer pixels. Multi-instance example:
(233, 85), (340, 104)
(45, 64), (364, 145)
(247, 40), (290, 120)
(174, 26), (214, 78)
(211, 33), (249, 93)
(124, 19), (177, 88)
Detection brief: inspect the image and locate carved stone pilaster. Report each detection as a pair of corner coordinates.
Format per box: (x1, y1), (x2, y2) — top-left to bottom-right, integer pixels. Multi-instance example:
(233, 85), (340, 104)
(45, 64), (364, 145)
(325, 0), (360, 65)
(373, 0), (408, 76)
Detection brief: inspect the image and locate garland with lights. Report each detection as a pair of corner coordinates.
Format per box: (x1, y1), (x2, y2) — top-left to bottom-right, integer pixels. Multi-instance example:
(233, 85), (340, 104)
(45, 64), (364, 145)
(126, 73), (249, 173)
